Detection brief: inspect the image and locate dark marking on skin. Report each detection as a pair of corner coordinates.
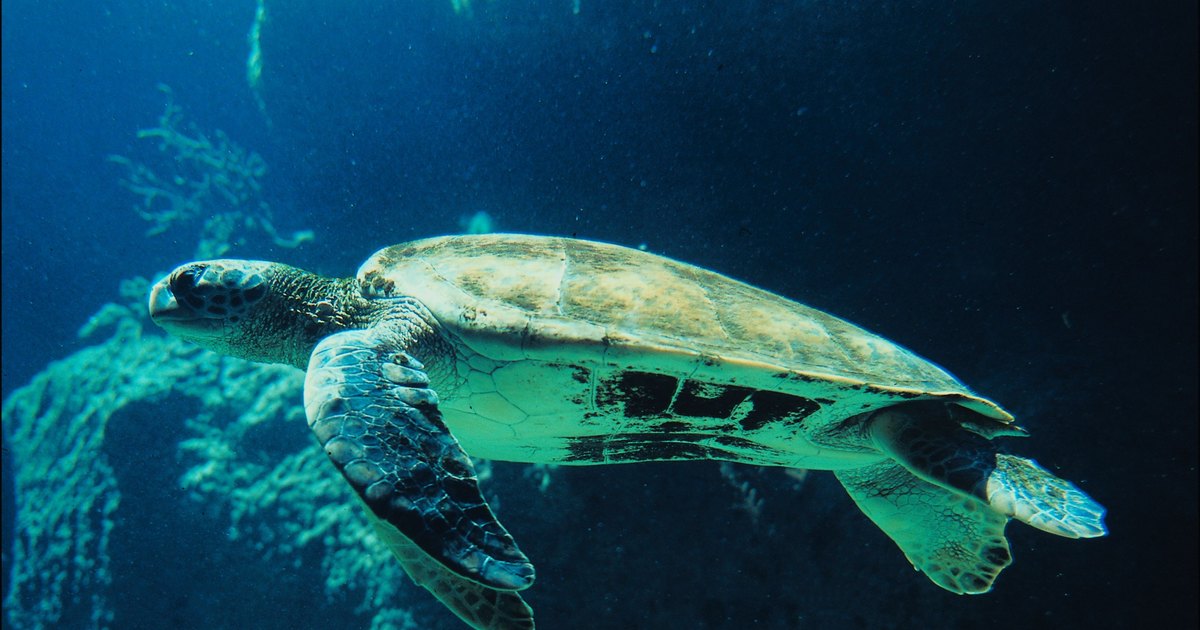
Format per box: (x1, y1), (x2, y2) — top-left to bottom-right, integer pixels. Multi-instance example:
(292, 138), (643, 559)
(563, 436), (606, 462)
(739, 391), (821, 431)
(882, 388), (924, 399)
(570, 367), (590, 384)
(673, 381), (752, 418)
(565, 433), (720, 463)
(713, 434), (775, 453)
(815, 398), (836, 405)
(595, 371), (677, 417)
(243, 284), (266, 302)
(655, 421), (689, 433)
(564, 431), (784, 463)
(364, 273), (397, 297)
(547, 363), (591, 385)
(983, 544), (1011, 567)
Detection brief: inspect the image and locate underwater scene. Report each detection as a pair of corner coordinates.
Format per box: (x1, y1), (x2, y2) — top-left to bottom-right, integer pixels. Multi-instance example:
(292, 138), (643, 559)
(1, 1), (1196, 629)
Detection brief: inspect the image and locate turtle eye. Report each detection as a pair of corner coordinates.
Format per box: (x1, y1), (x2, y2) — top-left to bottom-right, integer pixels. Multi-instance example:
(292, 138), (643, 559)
(172, 265), (207, 291)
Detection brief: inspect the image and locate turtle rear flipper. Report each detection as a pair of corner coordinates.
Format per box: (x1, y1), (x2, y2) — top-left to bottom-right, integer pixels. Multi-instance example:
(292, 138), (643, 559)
(836, 462), (1012, 594)
(867, 406), (1108, 539)
(304, 326), (536, 593)
(984, 454), (1107, 538)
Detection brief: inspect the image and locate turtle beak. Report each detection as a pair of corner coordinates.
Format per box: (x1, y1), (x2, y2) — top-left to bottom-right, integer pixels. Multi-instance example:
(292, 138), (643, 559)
(148, 273), (224, 338)
(148, 278), (182, 320)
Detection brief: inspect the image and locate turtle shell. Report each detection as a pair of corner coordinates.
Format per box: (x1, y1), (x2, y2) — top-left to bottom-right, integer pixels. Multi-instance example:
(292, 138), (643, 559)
(358, 234), (1012, 464)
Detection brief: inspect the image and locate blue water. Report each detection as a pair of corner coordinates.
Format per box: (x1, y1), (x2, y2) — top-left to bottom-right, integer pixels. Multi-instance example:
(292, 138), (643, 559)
(2, 1), (1196, 628)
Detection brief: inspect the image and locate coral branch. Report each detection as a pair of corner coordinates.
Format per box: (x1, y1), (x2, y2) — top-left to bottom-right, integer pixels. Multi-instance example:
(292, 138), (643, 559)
(107, 85), (310, 258)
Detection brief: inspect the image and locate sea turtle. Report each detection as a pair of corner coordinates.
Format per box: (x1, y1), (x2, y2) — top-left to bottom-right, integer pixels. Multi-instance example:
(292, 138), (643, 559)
(148, 233), (1106, 629)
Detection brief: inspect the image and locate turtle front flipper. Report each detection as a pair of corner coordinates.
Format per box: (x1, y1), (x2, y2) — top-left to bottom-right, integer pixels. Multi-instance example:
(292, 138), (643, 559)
(303, 327), (536, 599)
(366, 510), (533, 629)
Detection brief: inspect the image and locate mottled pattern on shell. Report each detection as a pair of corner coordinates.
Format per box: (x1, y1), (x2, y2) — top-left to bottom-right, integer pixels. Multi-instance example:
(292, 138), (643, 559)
(358, 234), (1009, 423)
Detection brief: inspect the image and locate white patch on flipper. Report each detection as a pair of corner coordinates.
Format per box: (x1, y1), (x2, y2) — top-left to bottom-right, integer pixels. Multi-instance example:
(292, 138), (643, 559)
(986, 454), (1107, 539)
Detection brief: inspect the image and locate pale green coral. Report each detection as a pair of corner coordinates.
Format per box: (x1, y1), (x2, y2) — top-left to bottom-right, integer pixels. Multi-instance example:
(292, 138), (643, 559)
(457, 210), (497, 235)
(2, 297), (418, 628)
(175, 376), (413, 617)
(2, 306), (201, 629)
(247, 0), (267, 91)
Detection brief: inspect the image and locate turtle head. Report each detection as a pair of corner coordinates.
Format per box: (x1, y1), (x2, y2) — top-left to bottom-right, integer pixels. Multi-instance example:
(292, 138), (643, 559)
(150, 259), (360, 368)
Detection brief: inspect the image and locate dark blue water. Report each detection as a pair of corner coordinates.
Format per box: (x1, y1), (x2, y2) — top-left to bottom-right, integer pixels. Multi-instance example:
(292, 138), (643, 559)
(2, 1), (1195, 628)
